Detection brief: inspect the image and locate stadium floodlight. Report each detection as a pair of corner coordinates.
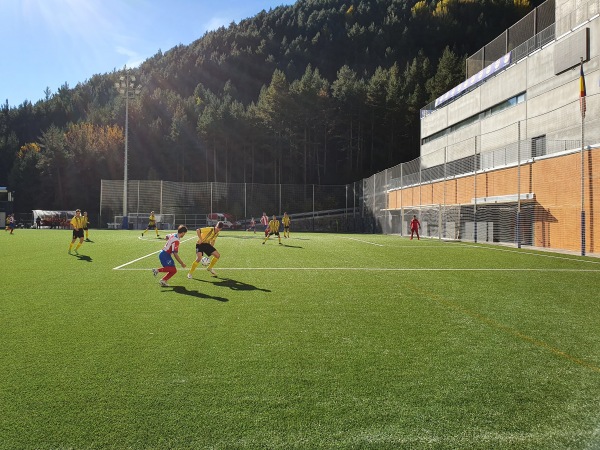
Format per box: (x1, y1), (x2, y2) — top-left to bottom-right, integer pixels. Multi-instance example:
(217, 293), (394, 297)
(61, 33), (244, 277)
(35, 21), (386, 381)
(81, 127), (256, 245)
(115, 68), (142, 230)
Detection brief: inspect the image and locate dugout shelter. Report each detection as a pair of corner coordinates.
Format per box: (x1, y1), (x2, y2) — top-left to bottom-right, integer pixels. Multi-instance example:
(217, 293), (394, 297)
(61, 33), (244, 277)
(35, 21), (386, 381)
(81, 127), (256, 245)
(32, 210), (76, 229)
(0, 187), (15, 227)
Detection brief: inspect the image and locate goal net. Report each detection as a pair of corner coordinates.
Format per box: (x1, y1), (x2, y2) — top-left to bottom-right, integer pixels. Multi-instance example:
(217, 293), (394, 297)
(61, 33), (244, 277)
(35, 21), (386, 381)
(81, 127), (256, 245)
(114, 213), (176, 230)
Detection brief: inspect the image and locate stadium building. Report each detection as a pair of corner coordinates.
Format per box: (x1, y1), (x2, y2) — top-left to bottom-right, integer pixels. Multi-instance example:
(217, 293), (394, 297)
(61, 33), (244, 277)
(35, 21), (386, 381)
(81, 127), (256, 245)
(383, 0), (600, 255)
(100, 0), (599, 256)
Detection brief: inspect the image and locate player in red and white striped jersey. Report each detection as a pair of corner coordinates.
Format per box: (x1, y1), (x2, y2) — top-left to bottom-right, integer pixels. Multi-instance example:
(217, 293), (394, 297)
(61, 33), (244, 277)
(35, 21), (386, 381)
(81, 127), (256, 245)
(152, 225), (187, 287)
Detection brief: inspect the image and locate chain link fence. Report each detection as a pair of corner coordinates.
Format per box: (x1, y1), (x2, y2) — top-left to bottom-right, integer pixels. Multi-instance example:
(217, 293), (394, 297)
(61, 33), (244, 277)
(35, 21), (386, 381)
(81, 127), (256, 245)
(372, 109), (600, 255)
(101, 101), (599, 255)
(100, 180), (369, 233)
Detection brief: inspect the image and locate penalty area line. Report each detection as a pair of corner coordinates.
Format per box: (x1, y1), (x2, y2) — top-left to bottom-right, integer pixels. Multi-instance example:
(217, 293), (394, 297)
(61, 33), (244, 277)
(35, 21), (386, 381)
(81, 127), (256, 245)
(222, 267), (600, 272)
(338, 236), (384, 246)
(456, 242), (600, 265)
(114, 267), (600, 272)
(113, 236), (196, 270)
(113, 251), (161, 270)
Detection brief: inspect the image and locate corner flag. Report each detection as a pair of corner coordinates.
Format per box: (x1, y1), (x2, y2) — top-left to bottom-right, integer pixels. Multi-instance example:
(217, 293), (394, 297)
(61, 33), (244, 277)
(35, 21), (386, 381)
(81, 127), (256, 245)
(580, 62), (586, 119)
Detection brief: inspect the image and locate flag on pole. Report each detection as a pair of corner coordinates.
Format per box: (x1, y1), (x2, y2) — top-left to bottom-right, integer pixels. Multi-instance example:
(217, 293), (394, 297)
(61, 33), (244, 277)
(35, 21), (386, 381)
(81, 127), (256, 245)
(580, 62), (586, 119)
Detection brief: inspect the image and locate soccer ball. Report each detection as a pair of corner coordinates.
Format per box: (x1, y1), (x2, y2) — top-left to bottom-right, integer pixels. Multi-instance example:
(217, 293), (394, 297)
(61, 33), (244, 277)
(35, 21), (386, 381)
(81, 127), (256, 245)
(201, 256), (210, 266)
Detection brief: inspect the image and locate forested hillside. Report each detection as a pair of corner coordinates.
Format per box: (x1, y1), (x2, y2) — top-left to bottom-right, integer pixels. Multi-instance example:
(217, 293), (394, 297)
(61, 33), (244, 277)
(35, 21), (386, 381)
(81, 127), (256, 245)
(0, 0), (538, 213)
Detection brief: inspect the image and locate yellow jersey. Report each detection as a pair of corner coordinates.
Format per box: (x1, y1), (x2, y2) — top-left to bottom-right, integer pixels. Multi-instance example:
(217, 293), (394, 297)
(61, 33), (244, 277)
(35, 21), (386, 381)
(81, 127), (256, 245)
(198, 226), (220, 245)
(268, 219), (280, 233)
(70, 215), (83, 230)
(282, 215), (291, 227)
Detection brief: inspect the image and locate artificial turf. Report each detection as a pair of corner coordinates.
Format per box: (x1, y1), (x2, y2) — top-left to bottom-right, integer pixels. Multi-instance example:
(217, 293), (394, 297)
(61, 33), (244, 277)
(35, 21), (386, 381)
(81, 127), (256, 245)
(1, 229), (599, 449)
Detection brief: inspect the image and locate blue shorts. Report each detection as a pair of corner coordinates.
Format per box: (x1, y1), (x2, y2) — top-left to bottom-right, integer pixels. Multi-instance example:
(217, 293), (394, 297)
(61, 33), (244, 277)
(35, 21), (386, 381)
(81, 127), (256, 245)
(159, 250), (175, 267)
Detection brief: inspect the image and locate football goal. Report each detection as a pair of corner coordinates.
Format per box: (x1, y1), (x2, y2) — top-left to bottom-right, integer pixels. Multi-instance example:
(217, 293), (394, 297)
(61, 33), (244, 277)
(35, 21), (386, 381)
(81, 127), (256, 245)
(114, 213), (176, 230)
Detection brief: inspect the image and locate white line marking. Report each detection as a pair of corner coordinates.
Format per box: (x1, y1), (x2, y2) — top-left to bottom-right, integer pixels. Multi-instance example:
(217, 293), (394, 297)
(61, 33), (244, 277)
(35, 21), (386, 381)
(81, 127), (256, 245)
(114, 267), (600, 272)
(113, 251), (161, 270)
(339, 236), (384, 246)
(113, 236), (196, 270)
(386, 245), (464, 248)
(455, 243), (600, 264)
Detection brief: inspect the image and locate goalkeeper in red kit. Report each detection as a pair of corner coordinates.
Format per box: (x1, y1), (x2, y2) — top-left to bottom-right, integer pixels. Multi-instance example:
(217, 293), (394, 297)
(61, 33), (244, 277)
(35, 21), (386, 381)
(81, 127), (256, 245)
(410, 215), (421, 240)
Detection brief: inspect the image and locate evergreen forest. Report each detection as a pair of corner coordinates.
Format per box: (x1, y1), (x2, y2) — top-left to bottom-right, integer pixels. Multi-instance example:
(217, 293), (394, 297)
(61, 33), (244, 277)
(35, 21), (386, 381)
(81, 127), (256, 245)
(0, 0), (540, 214)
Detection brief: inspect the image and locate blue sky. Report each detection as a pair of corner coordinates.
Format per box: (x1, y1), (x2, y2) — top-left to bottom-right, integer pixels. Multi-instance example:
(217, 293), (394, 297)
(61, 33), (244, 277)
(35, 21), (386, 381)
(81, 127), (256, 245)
(1, 0), (296, 107)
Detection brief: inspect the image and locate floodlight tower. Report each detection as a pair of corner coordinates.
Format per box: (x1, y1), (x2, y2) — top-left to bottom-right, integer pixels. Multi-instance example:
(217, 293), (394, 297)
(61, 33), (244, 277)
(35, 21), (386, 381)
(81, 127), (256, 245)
(115, 68), (141, 230)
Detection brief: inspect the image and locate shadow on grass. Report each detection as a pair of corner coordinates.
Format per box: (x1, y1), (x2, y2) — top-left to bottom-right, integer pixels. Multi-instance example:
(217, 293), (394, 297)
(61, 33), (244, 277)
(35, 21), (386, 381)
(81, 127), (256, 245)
(262, 241), (304, 249)
(72, 254), (93, 262)
(222, 234), (263, 240)
(168, 286), (229, 302)
(194, 277), (271, 293)
(280, 243), (303, 248)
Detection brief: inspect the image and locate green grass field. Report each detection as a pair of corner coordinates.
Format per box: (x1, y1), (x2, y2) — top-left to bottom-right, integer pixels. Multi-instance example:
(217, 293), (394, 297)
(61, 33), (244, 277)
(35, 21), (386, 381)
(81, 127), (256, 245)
(1, 228), (600, 449)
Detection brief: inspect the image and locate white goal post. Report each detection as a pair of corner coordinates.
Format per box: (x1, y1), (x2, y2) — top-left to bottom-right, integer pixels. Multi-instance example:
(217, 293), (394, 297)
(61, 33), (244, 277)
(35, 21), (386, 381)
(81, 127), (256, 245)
(113, 213), (176, 230)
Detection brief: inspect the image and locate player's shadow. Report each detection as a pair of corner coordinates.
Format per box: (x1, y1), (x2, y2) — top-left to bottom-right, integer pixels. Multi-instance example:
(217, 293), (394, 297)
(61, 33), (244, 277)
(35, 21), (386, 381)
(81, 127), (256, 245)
(195, 277), (271, 293)
(169, 286), (229, 302)
(72, 254), (93, 262)
(280, 243), (303, 248)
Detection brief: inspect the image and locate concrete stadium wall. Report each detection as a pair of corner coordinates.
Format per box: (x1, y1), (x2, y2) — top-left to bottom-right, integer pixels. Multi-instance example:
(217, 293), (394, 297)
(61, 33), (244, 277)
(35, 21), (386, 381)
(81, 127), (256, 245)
(387, 148), (600, 253)
(421, 12), (600, 162)
(409, 0), (600, 253)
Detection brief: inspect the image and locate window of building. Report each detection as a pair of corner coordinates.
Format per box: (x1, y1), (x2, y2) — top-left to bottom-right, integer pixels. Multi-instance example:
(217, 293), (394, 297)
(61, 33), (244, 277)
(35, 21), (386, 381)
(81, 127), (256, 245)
(532, 135), (546, 157)
(422, 92), (526, 145)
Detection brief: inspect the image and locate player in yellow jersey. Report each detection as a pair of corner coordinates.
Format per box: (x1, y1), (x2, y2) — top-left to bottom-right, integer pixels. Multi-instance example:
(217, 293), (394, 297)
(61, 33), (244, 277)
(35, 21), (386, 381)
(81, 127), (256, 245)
(141, 211), (160, 238)
(82, 211), (91, 241)
(263, 215), (282, 245)
(68, 209), (84, 254)
(188, 221), (224, 278)
(282, 212), (291, 238)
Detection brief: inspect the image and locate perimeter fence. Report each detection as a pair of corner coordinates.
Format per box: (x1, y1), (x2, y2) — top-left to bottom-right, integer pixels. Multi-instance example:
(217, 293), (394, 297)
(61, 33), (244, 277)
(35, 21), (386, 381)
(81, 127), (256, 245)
(100, 181), (372, 233)
(365, 129), (600, 255)
(100, 136), (599, 255)
(101, 111), (600, 255)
